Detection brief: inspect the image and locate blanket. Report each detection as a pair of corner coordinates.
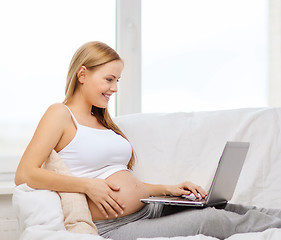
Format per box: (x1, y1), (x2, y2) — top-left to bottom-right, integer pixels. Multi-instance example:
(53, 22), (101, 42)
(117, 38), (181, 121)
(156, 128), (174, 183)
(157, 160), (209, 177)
(12, 184), (281, 240)
(43, 150), (98, 234)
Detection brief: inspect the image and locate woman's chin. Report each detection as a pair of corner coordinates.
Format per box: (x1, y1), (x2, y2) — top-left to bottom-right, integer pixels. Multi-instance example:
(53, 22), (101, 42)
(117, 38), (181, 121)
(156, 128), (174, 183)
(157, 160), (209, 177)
(92, 103), (108, 109)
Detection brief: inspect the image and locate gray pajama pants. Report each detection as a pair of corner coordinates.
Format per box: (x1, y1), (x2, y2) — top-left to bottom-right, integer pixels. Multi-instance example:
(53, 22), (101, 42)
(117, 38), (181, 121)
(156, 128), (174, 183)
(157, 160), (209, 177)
(94, 203), (281, 240)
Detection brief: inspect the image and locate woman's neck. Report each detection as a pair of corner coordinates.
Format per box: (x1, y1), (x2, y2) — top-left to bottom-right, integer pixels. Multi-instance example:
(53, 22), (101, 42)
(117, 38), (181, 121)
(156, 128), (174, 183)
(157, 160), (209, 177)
(66, 92), (92, 117)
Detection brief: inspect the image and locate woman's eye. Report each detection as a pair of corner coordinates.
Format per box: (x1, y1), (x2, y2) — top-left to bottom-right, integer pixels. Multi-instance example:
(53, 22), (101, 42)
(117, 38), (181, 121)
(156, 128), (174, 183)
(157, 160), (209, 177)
(106, 78), (119, 83)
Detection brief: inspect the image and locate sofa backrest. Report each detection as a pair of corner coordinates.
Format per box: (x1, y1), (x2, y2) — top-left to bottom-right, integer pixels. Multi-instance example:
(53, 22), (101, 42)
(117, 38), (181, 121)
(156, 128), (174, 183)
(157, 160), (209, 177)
(114, 108), (281, 209)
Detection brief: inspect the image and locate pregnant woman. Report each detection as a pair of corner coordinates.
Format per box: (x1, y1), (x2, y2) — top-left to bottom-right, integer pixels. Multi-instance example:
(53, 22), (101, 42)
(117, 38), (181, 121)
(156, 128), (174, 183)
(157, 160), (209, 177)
(15, 41), (281, 240)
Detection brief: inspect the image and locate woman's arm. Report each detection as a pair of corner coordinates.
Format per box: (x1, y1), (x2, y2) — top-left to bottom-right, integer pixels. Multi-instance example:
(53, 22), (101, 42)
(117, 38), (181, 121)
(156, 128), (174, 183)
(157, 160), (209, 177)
(15, 103), (124, 218)
(15, 103), (77, 190)
(143, 181), (208, 198)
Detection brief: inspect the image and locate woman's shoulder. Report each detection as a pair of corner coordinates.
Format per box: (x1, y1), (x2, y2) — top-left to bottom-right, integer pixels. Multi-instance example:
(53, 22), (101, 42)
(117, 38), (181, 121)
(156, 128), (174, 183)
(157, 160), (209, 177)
(47, 102), (68, 113)
(43, 103), (71, 124)
(28, 103), (71, 149)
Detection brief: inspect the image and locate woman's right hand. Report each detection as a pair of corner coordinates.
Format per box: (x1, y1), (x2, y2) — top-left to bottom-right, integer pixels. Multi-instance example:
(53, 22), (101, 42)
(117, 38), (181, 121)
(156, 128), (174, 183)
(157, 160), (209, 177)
(84, 178), (125, 218)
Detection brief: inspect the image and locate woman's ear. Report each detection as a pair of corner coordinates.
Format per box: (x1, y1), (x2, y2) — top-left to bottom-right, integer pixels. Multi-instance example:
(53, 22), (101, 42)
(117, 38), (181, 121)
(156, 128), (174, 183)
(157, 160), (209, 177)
(77, 66), (87, 83)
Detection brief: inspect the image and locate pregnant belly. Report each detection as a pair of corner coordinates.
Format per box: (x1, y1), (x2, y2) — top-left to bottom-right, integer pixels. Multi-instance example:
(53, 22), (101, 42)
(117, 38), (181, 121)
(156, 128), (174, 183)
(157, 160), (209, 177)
(88, 170), (150, 221)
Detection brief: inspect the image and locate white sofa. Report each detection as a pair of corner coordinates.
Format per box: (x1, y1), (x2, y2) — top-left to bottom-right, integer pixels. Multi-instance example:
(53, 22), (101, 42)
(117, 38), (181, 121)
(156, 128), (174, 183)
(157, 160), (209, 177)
(12, 107), (281, 240)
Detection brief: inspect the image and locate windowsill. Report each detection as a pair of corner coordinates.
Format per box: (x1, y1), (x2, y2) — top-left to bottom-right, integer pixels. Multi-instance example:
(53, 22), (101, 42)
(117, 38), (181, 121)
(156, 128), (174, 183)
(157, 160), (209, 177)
(0, 181), (15, 195)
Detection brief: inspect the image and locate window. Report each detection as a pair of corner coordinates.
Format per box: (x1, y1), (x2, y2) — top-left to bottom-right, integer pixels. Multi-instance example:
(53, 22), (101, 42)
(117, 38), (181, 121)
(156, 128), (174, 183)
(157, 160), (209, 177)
(0, 0), (273, 180)
(142, 0), (268, 113)
(0, 0), (116, 180)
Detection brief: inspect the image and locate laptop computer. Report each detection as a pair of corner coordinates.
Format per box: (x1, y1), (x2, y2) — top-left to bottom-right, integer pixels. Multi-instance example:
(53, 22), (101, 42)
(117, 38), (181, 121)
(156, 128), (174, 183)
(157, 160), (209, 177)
(140, 141), (250, 207)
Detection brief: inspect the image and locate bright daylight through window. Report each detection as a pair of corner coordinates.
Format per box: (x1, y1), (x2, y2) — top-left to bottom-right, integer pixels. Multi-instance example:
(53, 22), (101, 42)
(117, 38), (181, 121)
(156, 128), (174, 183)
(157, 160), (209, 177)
(142, 0), (268, 113)
(0, 0), (116, 180)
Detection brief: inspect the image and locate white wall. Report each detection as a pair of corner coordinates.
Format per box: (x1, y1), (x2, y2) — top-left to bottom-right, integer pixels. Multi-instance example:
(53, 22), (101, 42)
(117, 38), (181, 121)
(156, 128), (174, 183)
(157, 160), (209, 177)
(269, 0), (281, 106)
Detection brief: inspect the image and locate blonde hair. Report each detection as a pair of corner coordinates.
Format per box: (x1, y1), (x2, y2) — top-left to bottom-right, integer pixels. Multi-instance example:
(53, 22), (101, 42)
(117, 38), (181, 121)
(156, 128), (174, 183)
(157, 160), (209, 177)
(63, 41), (135, 169)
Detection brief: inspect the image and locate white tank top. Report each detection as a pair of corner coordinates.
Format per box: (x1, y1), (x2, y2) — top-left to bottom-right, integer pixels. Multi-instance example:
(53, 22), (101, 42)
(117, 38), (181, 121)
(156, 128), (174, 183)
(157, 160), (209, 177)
(58, 105), (132, 179)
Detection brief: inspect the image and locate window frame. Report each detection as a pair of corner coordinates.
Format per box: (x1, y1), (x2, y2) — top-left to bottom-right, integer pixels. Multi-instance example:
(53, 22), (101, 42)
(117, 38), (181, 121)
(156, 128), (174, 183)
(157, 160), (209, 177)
(116, 0), (142, 116)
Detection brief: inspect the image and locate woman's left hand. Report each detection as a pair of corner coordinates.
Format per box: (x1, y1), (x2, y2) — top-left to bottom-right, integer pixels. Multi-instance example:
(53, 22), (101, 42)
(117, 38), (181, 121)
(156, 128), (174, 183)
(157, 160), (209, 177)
(166, 181), (208, 198)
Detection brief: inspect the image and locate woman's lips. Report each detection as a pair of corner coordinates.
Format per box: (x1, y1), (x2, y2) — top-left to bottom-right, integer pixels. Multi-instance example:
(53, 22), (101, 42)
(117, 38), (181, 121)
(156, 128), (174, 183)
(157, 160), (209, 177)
(102, 93), (111, 101)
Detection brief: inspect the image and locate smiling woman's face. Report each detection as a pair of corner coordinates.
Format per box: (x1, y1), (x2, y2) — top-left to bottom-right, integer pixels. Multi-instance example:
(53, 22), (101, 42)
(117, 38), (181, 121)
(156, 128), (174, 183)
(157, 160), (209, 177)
(79, 60), (123, 108)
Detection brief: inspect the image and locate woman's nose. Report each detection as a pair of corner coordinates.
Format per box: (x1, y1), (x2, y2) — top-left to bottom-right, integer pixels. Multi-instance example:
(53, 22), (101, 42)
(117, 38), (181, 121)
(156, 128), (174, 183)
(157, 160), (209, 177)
(110, 82), (118, 92)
